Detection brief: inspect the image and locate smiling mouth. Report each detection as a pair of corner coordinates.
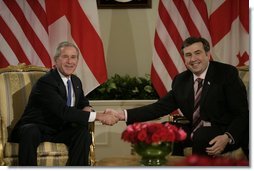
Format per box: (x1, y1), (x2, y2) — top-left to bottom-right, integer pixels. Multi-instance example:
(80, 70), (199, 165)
(65, 65), (74, 69)
(191, 62), (200, 67)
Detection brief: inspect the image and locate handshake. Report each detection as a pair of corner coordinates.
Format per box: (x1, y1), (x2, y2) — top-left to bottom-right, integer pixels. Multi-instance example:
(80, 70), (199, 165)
(96, 109), (125, 126)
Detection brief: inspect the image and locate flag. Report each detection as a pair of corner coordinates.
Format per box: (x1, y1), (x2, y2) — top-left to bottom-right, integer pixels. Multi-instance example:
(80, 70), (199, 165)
(0, 0), (107, 95)
(151, 0), (249, 97)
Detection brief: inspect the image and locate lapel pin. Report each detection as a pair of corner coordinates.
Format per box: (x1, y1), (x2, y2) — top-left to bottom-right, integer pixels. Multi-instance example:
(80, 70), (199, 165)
(208, 81), (210, 85)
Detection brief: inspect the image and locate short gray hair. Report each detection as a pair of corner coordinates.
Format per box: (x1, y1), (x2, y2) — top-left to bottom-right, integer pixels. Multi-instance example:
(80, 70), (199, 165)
(54, 41), (79, 61)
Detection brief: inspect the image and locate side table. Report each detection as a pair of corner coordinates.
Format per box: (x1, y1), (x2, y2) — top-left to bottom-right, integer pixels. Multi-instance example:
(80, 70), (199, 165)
(96, 155), (184, 166)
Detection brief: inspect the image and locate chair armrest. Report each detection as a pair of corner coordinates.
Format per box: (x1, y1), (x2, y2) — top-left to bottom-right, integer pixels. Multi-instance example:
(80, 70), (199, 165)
(172, 116), (190, 124)
(169, 114), (190, 125)
(88, 122), (96, 166)
(0, 115), (5, 165)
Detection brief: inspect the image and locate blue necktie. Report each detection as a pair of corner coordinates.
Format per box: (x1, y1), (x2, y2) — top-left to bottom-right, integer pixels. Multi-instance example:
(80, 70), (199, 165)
(67, 79), (72, 106)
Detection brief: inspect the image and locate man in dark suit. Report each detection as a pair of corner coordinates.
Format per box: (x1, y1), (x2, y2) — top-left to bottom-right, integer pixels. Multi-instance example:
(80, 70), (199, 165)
(107, 37), (249, 158)
(9, 41), (118, 166)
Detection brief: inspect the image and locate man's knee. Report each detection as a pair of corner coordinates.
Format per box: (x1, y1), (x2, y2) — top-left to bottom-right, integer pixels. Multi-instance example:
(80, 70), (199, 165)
(19, 124), (41, 142)
(192, 127), (214, 155)
(192, 128), (210, 144)
(74, 127), (92, 144)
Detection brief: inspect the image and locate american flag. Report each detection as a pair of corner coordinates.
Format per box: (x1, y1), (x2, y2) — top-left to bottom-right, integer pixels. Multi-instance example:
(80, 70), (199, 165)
(0, 0), (107, 95)
(151, 0), (249, 97)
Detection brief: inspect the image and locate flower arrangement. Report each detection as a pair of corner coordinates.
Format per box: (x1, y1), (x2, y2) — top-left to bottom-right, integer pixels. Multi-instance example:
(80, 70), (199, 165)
(121, 122), (187, 144)
(175, 155), (249, 166)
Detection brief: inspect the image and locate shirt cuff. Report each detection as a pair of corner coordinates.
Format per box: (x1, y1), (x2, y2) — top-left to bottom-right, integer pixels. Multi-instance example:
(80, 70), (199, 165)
(123, 109), (128, 121)
(88, 111), (96, 122)
(224, 132), (235, 144)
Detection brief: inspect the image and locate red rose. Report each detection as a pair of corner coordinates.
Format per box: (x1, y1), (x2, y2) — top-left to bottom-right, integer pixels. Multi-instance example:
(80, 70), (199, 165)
(121, 122), (187, 144)
(176, 128), (187, 141)
(137, 129), (147, 142)
(175, 155), (249, 166)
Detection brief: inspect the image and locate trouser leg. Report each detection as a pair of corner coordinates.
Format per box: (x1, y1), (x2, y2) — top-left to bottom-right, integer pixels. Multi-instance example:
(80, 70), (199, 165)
(52, 126), (92, 166)
(240, 129), (249, 159)
(170, 122), (192, 156)
(68, 128), (92, 165)
(15, 124), (42, 166)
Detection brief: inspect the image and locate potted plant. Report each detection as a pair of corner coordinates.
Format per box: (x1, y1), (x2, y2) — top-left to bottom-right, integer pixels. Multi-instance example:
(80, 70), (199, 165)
(86, 74), (159, 100)
(86, 74), (159, 114)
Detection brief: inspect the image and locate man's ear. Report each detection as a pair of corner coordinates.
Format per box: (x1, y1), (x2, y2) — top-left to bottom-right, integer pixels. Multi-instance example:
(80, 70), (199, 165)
(206, 51), (211, 60)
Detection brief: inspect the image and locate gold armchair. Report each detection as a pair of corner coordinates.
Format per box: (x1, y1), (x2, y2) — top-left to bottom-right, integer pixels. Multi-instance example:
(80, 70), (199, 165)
(0, 64), (95, 166)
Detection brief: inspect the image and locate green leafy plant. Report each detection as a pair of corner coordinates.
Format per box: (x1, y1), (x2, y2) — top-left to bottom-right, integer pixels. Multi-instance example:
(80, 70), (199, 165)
(86, 74), (159, 100)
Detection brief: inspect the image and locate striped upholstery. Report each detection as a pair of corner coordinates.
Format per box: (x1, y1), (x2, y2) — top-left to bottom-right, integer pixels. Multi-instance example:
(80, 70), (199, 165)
(0, 72), (46, 145)
(4, 142), (68, 166)
(0, 66), (95, 166)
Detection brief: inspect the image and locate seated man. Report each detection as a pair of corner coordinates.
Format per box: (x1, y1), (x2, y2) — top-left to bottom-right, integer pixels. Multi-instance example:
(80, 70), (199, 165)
(107, 36), (249, 159)
(9, 41), (118, 166)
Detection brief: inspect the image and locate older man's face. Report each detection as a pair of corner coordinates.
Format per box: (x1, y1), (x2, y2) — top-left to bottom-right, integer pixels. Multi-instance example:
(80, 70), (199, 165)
(55, 46), (78, 77)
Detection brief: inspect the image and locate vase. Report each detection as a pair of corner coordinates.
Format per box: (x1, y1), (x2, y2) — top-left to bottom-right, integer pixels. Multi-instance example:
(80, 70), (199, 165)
(134, 142), (173, 166)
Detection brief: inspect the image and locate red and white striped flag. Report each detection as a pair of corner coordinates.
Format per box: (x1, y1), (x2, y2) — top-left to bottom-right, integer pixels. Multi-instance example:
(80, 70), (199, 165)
(0, 0), (107, 95)
(151, 0), (249, 97)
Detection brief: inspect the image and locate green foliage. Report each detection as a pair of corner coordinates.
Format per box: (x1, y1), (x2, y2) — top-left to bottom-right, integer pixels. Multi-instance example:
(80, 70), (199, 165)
(86, 74), (159, 100)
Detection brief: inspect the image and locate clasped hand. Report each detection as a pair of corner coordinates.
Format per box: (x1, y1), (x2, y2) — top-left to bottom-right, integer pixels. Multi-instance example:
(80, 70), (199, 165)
(96, 109), (121, 126)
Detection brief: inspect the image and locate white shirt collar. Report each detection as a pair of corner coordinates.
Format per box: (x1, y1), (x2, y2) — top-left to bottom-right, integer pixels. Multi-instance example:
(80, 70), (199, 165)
(57, 69), (71, 85)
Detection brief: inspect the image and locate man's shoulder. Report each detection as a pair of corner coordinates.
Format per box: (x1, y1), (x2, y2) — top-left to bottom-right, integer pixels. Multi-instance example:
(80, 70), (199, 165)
(71, 73), (80, 79)
(71, 73), (82, 83)
(172, 70), (192, 86)
(176, 69), (192, 79)
(210, 61), (237, 74)
(39, 70), (82, 85)
(210, 61), (236, 70)
(37, 69), (59, 83)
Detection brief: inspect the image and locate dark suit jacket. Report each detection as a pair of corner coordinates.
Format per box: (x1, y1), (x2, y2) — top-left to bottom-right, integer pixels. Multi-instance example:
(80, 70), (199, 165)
(13, 69), (91, 131)
(127, 61), (249, 144)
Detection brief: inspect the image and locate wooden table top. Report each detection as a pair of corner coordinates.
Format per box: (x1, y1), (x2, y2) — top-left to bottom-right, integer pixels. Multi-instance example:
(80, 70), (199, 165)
(95, 155), (185, 166)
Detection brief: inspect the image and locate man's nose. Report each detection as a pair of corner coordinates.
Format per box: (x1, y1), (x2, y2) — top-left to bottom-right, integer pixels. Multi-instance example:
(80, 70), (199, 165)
(190, 54), (197, 61)
(66, 57), (72, 63)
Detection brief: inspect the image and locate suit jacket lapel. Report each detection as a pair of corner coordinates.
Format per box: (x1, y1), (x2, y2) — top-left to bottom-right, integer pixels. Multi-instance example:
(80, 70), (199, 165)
(200, 63), (214, 108)
(51, 69), (68, 100)
(185, 73), (195, 113)
(51, 70), (82, 107)
(71, 76), (81, 107)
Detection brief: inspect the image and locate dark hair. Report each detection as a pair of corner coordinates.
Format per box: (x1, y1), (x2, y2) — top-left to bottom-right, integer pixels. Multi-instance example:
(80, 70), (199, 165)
(181, 37), (210, 53)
